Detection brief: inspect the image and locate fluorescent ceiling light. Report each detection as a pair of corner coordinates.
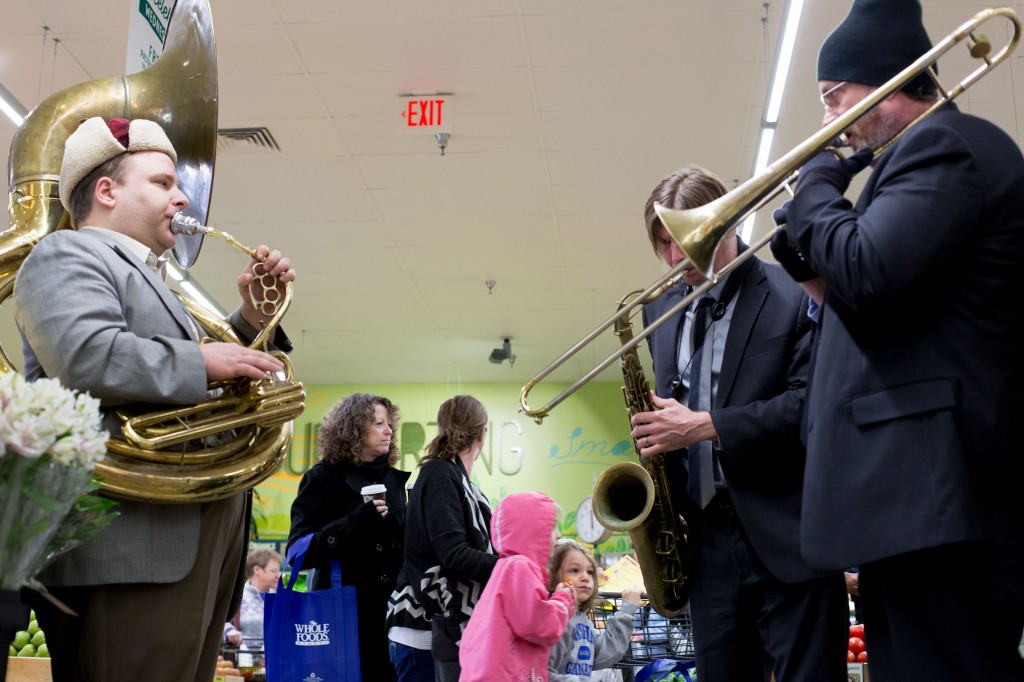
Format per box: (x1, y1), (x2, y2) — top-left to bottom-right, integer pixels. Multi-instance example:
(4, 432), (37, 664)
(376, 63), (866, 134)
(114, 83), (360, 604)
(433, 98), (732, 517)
(754, 127), (776, 175)
(740, 128), (778, 240)
(0, 82), (26, 127)
(740, 0), (805, 244)
(765, 0), (806, 124)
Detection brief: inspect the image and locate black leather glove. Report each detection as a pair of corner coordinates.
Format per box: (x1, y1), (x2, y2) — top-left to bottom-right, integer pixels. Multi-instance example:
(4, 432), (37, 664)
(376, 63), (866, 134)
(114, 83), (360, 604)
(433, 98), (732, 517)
(796, 147), (873, 194)
(770, 227), (818, 283)
(771, 200), (790, 228)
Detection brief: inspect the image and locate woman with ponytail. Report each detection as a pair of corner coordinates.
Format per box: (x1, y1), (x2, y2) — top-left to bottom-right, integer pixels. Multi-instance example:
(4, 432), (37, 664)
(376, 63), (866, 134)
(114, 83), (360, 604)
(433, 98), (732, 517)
(385, 395), (498, 682)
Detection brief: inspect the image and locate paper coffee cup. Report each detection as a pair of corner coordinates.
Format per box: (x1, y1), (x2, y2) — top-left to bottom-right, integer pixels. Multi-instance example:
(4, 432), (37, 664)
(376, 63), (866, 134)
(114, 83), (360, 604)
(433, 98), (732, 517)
(361, 484), (387, 502)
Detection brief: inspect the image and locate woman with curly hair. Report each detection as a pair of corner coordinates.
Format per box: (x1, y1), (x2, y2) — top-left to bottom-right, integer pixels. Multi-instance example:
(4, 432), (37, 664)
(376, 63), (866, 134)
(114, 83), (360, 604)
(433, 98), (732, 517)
(385, 394), (497, 682)
(289, 393), (410, 682)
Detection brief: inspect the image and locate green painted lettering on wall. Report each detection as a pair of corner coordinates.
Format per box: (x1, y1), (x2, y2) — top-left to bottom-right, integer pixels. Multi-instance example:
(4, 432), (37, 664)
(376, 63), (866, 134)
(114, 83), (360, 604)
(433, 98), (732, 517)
(548, 427), (633, 466)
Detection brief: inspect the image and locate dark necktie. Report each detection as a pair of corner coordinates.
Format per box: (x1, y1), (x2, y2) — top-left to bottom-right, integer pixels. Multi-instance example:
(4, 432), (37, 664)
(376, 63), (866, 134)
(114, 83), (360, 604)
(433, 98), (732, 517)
(687, 294), (716, 508)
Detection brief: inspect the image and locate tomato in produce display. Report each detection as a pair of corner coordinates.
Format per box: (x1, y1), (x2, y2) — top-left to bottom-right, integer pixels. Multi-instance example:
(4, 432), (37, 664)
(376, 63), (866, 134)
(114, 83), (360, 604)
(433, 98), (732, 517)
(849, 636), (866, 655)
(857, 651), (868, 663)
(847, 650), (856, 662)
(850, 623), (865, 638)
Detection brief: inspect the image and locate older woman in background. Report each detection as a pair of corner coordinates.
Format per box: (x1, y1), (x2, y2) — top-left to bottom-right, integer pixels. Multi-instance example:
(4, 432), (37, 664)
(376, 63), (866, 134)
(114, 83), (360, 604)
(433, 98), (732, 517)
(289, 393), (410, 682)
(224, 548), (282, 649)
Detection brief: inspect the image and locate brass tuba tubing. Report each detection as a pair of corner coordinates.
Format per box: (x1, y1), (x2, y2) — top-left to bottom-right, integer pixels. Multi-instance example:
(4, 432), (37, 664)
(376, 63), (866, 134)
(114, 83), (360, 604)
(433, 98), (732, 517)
(171, 212), (257, 259)
(519, 7), (1020, 423)
(170, 212), (294, 352)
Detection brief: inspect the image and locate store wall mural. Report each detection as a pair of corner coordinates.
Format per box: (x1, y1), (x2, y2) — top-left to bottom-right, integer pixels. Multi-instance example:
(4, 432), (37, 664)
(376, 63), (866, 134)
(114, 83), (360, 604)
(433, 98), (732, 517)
(253, 381), (639, 555)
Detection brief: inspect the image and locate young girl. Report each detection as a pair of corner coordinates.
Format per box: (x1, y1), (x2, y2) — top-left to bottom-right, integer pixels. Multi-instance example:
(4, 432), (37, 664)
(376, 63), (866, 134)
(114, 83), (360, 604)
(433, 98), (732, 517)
(459, 491), (575, 682)
(547, 540), (643, 681)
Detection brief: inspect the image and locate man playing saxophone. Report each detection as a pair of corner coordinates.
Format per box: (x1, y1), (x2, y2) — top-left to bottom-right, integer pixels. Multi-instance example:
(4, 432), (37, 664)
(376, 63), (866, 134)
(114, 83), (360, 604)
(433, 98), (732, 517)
(15, 116), (296, 682)
(629, 166), (848, 681)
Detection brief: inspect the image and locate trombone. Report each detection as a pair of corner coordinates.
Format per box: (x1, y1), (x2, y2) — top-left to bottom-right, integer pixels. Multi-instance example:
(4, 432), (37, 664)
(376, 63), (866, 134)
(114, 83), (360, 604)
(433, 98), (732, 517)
(520, 6), (1021, 423)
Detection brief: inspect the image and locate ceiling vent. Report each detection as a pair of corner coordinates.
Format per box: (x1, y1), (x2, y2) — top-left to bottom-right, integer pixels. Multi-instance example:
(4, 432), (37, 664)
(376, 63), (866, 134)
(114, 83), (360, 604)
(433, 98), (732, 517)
(217, 127), (280, 152)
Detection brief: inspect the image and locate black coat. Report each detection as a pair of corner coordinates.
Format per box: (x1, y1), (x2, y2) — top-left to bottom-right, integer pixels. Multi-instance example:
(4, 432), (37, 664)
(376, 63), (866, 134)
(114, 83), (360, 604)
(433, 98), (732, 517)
(289, 459), (410, 682)
(789, 103), (1024, 570)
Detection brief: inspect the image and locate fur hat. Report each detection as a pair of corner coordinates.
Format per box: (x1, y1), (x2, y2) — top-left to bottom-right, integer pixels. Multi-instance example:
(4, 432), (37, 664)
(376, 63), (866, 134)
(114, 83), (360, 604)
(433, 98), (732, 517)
(817, 0), (935, 94)
(59, 117), (177, 211)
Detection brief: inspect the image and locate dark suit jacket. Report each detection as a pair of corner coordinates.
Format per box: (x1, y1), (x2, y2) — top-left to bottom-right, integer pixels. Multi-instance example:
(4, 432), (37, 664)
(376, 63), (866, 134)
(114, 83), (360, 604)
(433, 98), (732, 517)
(643, 254), (816, 583)
(788, 103), (1024, 570)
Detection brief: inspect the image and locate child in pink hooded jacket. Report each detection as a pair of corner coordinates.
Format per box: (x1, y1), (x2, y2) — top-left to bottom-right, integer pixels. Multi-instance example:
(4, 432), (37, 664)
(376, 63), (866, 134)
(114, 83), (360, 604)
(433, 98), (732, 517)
(459, 491), (575, 681)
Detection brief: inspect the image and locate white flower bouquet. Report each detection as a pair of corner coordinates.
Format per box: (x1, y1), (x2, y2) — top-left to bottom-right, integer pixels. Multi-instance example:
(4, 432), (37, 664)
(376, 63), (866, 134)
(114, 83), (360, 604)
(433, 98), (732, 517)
(0, 372), (111, 590)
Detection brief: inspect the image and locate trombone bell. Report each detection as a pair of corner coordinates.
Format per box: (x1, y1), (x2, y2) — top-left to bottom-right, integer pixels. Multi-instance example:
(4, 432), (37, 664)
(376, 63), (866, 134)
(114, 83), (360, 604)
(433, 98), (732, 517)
(653, 194), (736, 280)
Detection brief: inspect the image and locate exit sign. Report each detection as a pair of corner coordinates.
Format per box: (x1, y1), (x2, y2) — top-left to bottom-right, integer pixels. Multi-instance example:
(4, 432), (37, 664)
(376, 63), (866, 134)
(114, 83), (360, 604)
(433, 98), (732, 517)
(400, 96), (452, 131)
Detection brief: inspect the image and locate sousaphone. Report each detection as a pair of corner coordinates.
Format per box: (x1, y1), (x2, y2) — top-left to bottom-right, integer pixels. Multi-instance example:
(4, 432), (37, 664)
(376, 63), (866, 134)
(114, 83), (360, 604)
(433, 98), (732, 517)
(2, 0), (305, 503)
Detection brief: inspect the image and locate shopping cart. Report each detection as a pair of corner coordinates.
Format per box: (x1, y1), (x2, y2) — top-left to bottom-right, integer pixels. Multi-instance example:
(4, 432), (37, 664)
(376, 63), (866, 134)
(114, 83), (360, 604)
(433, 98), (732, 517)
(220, 641), (266, 681)
(590, 592), (695, 671)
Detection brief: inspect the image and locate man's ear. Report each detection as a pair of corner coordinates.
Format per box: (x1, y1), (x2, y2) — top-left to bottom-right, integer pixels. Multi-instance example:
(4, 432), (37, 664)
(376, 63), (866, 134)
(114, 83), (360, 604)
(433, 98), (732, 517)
(93, 177), (117, 210)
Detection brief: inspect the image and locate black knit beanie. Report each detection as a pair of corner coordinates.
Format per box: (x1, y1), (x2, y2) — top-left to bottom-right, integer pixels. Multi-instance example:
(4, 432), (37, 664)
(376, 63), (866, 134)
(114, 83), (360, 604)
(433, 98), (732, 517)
(817, 0), (936, 95)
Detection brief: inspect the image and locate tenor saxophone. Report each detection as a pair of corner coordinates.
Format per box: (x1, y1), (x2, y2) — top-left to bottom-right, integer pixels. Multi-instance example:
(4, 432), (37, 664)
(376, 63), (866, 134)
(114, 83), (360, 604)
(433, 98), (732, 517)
(591, 282), (690, 617)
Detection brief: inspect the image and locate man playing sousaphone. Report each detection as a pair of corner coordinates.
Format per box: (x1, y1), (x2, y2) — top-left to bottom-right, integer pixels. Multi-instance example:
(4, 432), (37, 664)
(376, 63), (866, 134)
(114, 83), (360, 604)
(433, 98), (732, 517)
(16, 116), (296, 682)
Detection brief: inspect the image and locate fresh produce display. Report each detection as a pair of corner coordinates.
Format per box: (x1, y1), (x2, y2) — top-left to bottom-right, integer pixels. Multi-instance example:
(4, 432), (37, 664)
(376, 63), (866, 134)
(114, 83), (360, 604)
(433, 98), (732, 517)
(847, 622), (867, 663)
(8, 610), (49, 658)
(215, 654), (243, 678)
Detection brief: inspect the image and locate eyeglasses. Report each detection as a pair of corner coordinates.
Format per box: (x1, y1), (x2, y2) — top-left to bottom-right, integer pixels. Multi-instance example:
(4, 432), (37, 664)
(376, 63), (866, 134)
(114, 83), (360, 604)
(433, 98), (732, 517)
(819, 81), (848, 113)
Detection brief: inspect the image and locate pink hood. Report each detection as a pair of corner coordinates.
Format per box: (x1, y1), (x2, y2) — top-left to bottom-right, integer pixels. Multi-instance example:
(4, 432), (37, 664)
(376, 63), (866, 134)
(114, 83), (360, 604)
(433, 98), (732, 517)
(491, 491), (557, 567)
(460, 491), (572, 682)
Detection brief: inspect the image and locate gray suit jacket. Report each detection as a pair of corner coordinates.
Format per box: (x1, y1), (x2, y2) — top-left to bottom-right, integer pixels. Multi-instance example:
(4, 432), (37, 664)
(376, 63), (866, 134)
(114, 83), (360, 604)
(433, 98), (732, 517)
(13, 228), (254, 586)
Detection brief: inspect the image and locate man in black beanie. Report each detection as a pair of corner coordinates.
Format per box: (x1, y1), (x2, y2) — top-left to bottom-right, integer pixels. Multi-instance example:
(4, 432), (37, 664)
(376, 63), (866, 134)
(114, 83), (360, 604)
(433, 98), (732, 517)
(776, 1), (1024, 680)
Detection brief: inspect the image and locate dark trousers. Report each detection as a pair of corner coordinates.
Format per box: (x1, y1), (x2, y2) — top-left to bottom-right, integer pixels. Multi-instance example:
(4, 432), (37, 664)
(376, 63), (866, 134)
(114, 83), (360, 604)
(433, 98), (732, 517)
(389, 640), (435, 682)
(859, 542), (1024, 682)
(688, 493), (849, 682)
(27, 495), (246, 682)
